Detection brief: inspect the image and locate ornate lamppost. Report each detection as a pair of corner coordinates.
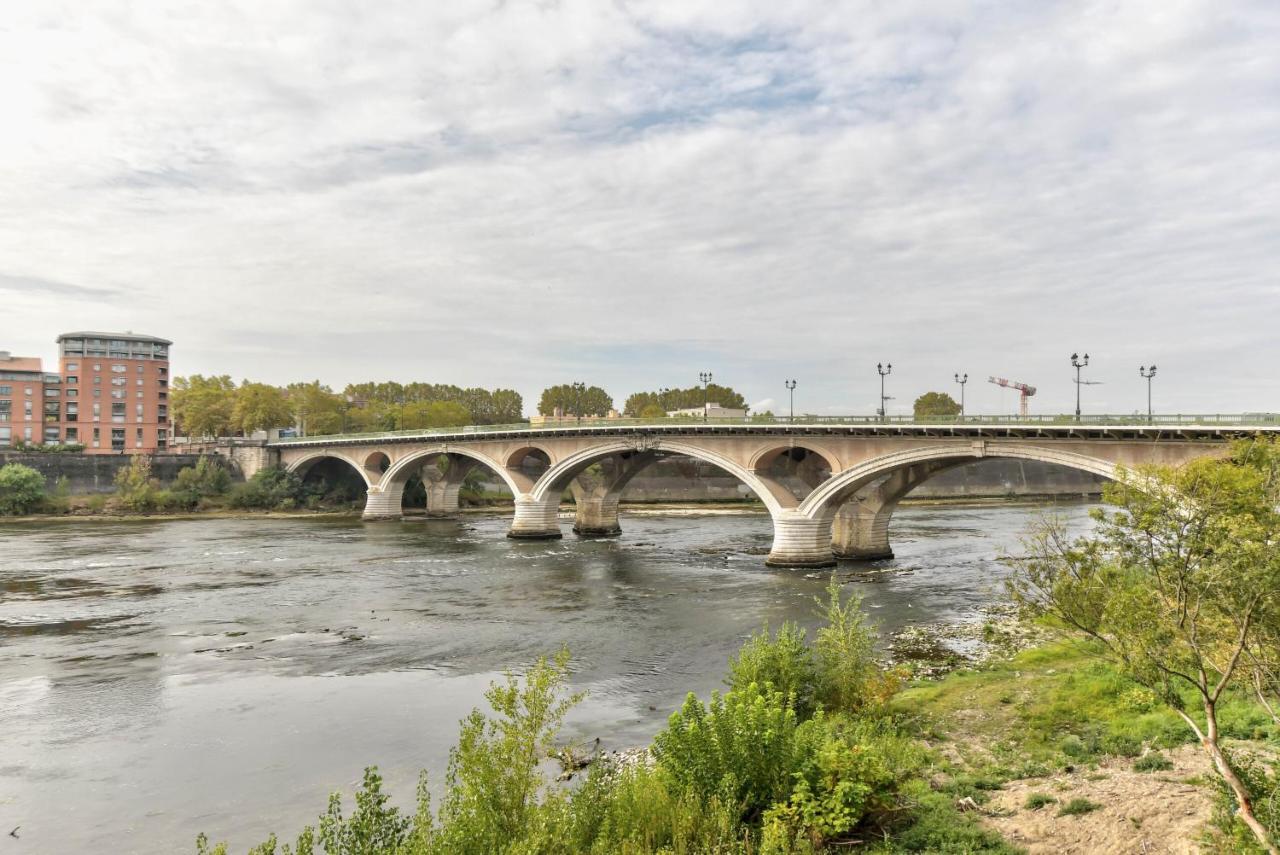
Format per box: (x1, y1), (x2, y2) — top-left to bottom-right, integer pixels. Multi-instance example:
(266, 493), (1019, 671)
(1071, 353), (1090, 422)
(1139, 365), (1157, 424)
(699, 371), (713, 423)
(785, 379), (797, 421)
(877, 362), (892, 423)
(954, 373), (968, 421)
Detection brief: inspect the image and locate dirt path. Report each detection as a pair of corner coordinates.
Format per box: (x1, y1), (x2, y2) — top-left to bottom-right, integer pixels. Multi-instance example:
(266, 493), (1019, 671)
(980, 745), (1214, 854)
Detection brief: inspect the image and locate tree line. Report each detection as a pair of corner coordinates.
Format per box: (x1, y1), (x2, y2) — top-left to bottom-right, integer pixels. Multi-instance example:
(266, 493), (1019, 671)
(171, 377), (523, 439)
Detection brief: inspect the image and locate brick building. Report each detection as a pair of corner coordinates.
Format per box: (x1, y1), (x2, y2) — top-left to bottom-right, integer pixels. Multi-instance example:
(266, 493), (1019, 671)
(0, 351), (48, 448)
(54, 332), (172, 453)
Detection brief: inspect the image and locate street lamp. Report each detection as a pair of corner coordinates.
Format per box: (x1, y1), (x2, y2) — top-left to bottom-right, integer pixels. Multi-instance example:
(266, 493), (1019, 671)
(1070, 352), (1090, 422)
(877, 362), (892, 423)
(1139, 365), (1157, 424)
(785, 379), (797, 421)
(954, 373), (968, 421)
(658, 386), (671, 417)
(699, 371), (713, 423)
(571, 381), (586, 425)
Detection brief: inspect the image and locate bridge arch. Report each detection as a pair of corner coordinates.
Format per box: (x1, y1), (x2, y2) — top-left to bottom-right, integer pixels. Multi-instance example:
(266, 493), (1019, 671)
(381, 446), (528, 498)
(286, 451), (374, 489)
(748, 443), (840, 476)
(801, 444), (1118, 520)
(529, 439), (791, 515)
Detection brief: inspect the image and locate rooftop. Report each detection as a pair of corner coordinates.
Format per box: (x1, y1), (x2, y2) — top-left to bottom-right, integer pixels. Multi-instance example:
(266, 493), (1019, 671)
(0, 353), (44, 373)
(56, 331), (172, 345)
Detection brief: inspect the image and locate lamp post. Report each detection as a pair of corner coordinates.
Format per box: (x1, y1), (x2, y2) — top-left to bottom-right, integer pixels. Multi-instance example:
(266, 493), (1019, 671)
(877, 362), (892, 423)
(571, 381), (585, 425)
(954, 373), (968, 421)
(699, 371), (713, 423)
(1139, 365), (1157, 424)
(658, 387), (671, 417)
(1070, 352), (1090, 422)
(785, 379), (797, 421)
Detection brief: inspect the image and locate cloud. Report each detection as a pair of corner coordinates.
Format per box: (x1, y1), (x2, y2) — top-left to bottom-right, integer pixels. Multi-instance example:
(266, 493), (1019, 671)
(0, 272), (117, 299)
(1, 1), (1278, 415)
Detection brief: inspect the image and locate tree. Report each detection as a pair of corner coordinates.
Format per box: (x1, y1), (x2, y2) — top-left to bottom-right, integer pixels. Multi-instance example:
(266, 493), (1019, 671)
(623, 384), (748, 416)
(0, 463), (46, 515)
(638, 402), (666, 419)
(538, 384), (612, 417)
(232, 382), (292, 434)
(1009, 439), (1280, 852)
(171, 375), (237, 439)
(287, 381), (347, 436)
(913, 391), (961, 420)
(396, 401), (473, 430)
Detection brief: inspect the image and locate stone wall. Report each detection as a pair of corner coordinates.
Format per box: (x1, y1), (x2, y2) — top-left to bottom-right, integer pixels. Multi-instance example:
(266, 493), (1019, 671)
(0, 453), (213, 493)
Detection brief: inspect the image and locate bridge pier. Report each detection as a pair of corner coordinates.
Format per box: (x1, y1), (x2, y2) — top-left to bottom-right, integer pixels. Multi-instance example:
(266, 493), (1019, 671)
(831, 501), (893, 560)
(507, 495), (563, 540)
(362, 484), (404, 520)
(568, 451), (656, 537)
(423, 459), (476, 517)
(573, 493), (623, 537)
(765, 511), (837, 568)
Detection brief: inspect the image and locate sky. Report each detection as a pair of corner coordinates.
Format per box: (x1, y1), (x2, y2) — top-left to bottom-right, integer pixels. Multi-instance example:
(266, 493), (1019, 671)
(2, 1), (1278, 417)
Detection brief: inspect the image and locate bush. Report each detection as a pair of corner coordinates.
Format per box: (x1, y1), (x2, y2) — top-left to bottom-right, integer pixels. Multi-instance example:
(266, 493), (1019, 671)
(114, 455), (160, 511)
(727, 622), (817, 716)
(0, 463), (46, 515)
(814, 579), (898, 714)
(228, 467), (304, 510)
(171, 458), (231, 509)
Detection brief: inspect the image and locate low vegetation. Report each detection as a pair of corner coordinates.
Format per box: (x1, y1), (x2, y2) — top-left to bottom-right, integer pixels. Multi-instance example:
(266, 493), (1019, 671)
(0, 462), (46, 515)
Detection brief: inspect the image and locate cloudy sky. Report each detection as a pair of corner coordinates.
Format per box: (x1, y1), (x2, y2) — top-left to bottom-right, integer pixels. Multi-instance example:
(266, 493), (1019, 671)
(2, 1), (1277, 417)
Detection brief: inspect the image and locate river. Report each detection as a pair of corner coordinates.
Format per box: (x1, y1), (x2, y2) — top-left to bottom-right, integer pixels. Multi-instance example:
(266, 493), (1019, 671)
(0, 501), (1094, 853)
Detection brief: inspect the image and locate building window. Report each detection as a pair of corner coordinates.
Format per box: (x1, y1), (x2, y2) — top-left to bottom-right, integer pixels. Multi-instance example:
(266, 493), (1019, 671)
(66, 389), (77, 398)
(66, 362), (79, 372)
(65, 375), (77, 385)
(93, 389), (100, 398)
(136, 403), (144, 420)
(93, 363), (101, 371)
(44, 427), (60, 443)
(24, 401), (32, 418)
(66, 427), (78, 442)
(24, 426), (33, 442)
(135, 428), (143, 446)
(44, 388), (60, 398)
(0, 426), (10, 446)
(25, 387), (33, 395)
(0, 385), (9, 395)
(111, 390), (125, 400)
(111, 428), (125, 450)
(92, 403), (101, 418)
(92, 427), (100, 447)
(111, 364), (126, 373)
(112, 377), (126, 386)
(93, 375), (101, 385)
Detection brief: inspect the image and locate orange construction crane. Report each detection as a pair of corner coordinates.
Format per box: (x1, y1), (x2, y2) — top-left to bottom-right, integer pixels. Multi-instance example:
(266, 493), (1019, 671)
(988, 376), (1037, 417)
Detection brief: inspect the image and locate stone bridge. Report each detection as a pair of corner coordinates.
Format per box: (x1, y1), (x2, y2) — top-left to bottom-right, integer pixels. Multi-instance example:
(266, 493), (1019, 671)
(269, 423), (1267, 568)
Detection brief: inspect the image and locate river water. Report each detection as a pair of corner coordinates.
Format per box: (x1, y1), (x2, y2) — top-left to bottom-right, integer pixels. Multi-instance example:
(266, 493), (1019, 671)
(0, 501), (1093, 853)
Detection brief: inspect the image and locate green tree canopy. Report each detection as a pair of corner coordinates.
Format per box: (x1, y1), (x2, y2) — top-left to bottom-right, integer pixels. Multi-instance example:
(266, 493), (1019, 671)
(0, 463), (46, 515)
(171, 375), (237, 439)
(342, 382), (523, 426)
(286, 381), (347, 436)
(623, 384), (748, 416)
(232, 382), (293, 434)
(538, 384), (613, 417)
(395, 400), (473, 430)
(912, 391), (961, 419)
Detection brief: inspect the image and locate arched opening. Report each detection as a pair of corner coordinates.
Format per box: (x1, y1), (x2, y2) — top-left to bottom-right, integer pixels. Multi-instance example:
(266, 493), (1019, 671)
(753, 445), (834, 500)
(377, 447), (528, 520)
(799, 446), (1119, 562)
(363, 451), (391, 480)
(506, 446), (551, 480)
(295, 456), (369, 508)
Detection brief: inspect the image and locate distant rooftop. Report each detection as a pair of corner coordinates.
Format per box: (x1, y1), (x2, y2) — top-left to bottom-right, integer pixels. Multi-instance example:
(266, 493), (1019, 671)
(0, 353), (44, 373)
(56, 331), (172, 345)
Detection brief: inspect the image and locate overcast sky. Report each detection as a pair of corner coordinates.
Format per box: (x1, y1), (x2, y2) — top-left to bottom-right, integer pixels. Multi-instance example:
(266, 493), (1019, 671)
(2, 1), (1278, 417)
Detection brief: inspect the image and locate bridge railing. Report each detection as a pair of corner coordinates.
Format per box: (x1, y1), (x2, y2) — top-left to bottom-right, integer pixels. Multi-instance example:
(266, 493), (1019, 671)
(268, 413), (1280, 444)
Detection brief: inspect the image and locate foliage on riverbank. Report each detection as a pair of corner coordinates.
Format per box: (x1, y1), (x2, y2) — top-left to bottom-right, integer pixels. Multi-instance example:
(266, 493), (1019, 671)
(195, 582), (1013, 854)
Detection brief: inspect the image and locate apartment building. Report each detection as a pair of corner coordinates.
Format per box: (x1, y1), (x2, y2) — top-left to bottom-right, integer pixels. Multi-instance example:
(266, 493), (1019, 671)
(54, 332), (172, 454)
(0, 351), (47, 448)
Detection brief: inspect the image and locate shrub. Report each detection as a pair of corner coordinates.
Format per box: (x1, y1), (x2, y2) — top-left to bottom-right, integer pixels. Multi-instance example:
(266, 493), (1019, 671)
(814, 578), (897, 714)
(653, 682), (816, 822)
(114, 455), (160, 511)
(1058, 797), (1101, 817)
(0, 463), (46, 515)
(726, 621), (817, 716)
(228, 467), (304, 510)
(1133, 752), (1174, 772)
(171, 458), (231, 509)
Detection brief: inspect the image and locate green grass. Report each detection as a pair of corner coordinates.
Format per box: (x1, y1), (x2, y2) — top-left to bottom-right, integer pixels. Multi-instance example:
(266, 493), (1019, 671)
(1024, 793), (1056, 810)
(1057, 797), (1101, 817)
(891, 639), (1278, 771)
(1133, 752), (1174, 772)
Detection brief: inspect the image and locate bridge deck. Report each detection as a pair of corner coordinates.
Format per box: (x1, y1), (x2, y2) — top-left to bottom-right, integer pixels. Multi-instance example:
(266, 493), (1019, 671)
(269, 420), (1280, 449)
